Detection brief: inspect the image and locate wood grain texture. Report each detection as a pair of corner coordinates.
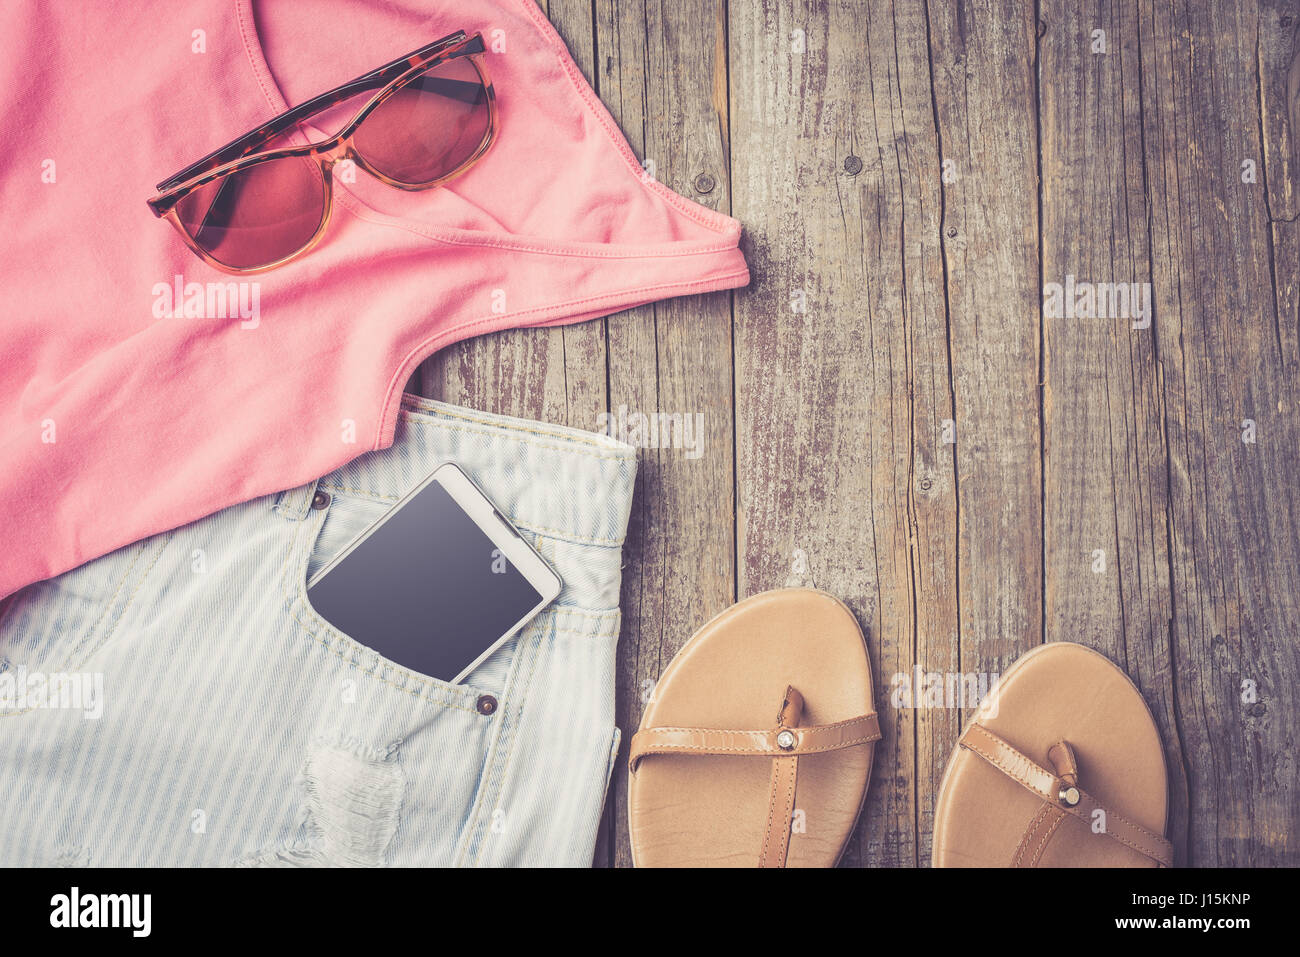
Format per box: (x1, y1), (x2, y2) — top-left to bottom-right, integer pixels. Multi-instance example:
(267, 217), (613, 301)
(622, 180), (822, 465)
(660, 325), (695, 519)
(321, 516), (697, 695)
(922, 0), (1044, 865)
(1133, 0), (1300, 865)
(728, 0), (957, 868)
(1038, 0), (1189, 862)
(406, 0), (1299, 866)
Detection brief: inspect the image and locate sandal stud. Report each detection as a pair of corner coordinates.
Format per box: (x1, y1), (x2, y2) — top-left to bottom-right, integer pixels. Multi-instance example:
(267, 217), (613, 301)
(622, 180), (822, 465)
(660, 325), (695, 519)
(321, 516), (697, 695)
(1059, 785), (1081, 807)
(776, 730), (797, 751)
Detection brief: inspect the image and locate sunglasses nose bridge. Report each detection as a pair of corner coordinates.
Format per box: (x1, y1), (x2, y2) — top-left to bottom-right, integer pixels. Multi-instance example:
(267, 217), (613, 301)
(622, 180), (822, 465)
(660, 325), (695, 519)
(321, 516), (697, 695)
(320, 139), (356, 169)
(325, 141), (378, 187)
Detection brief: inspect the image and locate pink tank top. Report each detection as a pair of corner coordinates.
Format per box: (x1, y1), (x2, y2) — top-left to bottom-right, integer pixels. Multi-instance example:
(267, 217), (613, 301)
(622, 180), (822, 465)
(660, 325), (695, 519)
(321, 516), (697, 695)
(0, 0), (748, 597)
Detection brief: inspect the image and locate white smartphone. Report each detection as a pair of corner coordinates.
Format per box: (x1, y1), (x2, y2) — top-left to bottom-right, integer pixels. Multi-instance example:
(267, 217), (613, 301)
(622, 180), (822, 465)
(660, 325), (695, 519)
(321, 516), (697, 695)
(306, 462), (563, 684)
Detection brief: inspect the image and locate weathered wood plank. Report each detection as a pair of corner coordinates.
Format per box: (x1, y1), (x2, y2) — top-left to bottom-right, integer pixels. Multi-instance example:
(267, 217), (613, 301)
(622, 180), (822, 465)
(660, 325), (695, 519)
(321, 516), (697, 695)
(1263, 2), (1300, 380)
(1136, 0), (1300, 865)
(593, 0), (739, 870)
(1037, 0), (1189, 861)
(924, 0), (1043, 669)
(921, 0), (1044, 860)
(730, 0), (959, 866)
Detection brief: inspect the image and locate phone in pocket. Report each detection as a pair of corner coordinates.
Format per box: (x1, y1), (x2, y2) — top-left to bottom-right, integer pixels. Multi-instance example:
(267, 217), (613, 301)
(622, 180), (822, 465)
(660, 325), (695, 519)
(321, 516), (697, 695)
(306, 462), (562, 684)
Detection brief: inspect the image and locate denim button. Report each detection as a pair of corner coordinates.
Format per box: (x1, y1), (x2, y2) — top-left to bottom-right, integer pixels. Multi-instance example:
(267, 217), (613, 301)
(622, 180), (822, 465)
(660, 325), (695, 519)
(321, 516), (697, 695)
(476, 695), (497, 716)
(310, 490), (331, 510)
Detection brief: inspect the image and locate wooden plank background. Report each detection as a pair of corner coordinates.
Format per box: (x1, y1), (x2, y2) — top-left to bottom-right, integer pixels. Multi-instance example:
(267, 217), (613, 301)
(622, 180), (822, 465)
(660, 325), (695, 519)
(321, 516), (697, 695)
(416, 0), (1300, 866)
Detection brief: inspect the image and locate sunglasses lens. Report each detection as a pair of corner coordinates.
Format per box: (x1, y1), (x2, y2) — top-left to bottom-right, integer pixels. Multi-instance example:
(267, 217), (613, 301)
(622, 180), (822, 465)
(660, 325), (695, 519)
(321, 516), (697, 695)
(175, 154), (326, 270)
(353, 56), (491, 185)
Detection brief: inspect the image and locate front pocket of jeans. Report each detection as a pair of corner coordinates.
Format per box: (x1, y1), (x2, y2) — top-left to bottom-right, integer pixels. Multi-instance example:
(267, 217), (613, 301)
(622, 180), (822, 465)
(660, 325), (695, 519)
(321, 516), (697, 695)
(288, 492), (505, 709)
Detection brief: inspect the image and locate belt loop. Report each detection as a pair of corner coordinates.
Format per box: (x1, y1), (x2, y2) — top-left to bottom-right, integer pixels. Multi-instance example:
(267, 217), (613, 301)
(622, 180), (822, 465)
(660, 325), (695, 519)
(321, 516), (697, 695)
(271, 478), (322, 522)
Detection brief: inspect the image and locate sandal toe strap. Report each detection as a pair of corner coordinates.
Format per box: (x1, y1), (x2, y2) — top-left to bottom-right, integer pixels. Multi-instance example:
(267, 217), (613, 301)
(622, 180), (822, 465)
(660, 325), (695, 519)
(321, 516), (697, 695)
(628, 708), (881, 773)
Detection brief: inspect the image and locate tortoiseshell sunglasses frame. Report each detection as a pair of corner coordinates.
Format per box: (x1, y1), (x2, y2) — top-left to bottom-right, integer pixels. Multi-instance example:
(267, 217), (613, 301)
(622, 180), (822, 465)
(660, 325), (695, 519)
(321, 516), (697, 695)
(147, 30), (497, 274)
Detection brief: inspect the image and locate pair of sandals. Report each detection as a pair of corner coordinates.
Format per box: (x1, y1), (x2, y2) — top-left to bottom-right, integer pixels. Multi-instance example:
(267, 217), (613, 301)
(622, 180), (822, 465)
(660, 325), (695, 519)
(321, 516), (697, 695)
(628, 589), (1171, 868)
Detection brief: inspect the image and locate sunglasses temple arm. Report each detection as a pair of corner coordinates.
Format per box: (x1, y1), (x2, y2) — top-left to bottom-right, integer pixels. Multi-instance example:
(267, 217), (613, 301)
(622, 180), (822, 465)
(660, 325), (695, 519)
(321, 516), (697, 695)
(155, 31), (477, 193)
(154, 73), (398, 192)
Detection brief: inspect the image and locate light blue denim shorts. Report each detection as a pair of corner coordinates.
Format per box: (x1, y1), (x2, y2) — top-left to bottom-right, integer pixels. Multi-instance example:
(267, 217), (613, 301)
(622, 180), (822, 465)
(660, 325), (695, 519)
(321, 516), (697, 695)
(0, 395), (635, 866)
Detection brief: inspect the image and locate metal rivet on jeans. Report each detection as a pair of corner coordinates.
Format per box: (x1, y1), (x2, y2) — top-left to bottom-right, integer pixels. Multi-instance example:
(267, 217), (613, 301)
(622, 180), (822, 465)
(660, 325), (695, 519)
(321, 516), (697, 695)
(311, 490), (331, 510)
(476, 694), (498, 716)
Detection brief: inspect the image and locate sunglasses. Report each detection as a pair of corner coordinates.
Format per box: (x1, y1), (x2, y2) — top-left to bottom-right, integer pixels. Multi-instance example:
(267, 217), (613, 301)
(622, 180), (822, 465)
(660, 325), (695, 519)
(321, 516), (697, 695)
(148, 30), (496, 274)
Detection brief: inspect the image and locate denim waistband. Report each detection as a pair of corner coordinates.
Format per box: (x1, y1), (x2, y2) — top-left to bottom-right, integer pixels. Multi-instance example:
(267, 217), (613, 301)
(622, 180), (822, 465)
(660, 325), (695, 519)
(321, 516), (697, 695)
(275, 394), (637, 549)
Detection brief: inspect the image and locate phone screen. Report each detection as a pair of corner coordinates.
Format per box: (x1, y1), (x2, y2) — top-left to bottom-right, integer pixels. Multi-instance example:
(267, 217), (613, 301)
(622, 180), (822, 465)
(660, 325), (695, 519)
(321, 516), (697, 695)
(307, 476), (549, 683)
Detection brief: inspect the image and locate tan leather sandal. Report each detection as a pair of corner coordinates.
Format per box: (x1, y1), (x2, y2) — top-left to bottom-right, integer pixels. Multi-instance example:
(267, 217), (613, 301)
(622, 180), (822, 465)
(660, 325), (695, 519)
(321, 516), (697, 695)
(627, 588), (881, 867)
(932, 641), (1172, 868)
